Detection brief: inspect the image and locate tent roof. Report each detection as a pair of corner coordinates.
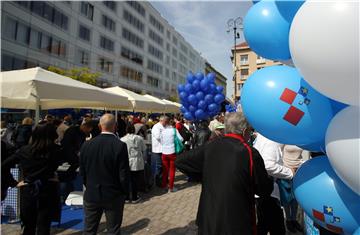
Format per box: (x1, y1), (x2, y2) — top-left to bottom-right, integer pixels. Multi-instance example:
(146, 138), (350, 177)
(0, 67), (131, 110)
(105, 86), (163, 112)
(143, 94), (180, 113)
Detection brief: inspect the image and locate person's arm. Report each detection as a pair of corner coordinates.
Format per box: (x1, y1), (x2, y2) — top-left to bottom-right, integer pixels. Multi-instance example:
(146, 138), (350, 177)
(1, 151), (21, 187)
(79, 142), (87, 187)
(176, 129), (184, 142)
(152, 125), (161, 142)
(251, 148), (274, 197)
(61, 129), (80, 177)
(261, 143), (293, 179)
(175, 144), (206, 181)
(118, 142), (130, 194)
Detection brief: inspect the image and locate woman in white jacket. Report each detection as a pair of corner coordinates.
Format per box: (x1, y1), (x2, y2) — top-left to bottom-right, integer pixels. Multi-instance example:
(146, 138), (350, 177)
(121, 124), (146, 203)
(159, 119), (183, 192)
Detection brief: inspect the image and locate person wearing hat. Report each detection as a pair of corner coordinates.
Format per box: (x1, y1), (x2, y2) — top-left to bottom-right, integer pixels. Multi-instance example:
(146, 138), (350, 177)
(209, 123), (225, 141)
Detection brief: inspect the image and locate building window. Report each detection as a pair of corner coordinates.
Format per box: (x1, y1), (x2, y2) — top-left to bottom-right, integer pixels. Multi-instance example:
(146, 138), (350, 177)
(40, 34), (51, 53)
(180, 43), (188, 54)
(240, 55), (248, 65)
(147, 76), (159, 88)
(121, 66), (143, 83)
(179, 53), (187, 64)
(103, 1), (116, 11)
(102, 15), (116, 32)
(79, 25), (91, 41)
(172, 59), (177, 69)
(238, 84), (242, 91)
(16, 23), (30, 45)
(29, 29), (41, 49)
(172, 35), (178, 46)
(98, 57), (113, 73)
(121, 46), (143, 65)
(149, 29), (163, 47)
(15, 1), (69, 30)
(100, 36), (114, 51)
(172, 47), (177, 58)
(80, 2), (94, 21)
(240, 68), (249, 79)
(166, 43), (170, 52)
(126, 1), (145, 17)
(147, 60), (163, 74)
(149, 15), (164, 33)
(148, 44), (163, 61)
(123, 10), (144, 33)
(122, 28), (144, 48)
(166, 30), (170, 40)
(166, 56), (170, 65)
(1, 53), (35, 71)
(77, 49), (89, 65)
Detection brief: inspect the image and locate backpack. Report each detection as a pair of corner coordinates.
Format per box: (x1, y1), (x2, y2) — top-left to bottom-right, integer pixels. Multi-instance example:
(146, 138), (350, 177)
(179, 126), (192, 142)
(174, 128), (184, 154)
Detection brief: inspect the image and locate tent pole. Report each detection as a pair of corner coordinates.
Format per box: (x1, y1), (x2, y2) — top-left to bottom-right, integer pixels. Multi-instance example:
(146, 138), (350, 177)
(35, 96), (40, 124)
(115, 110), (118, 120)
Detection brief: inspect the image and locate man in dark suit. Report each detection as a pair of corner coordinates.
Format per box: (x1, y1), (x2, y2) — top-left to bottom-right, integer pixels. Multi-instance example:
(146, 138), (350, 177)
(176, 112), (273, 235)
(80, 114), (130, 235)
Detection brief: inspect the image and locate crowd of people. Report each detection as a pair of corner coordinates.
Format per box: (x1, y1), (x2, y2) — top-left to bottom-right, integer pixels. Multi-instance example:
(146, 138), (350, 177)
(1, 110), (325, 235)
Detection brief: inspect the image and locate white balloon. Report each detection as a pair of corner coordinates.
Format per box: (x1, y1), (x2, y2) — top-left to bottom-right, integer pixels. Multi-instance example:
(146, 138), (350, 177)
(290, 1), (359, 106)
(326, 106), (360, 195)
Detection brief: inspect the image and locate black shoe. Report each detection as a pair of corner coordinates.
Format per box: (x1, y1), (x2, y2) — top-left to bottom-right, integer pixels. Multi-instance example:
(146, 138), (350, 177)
(286, 220), (297, 233)
(292, 220), (303, 233)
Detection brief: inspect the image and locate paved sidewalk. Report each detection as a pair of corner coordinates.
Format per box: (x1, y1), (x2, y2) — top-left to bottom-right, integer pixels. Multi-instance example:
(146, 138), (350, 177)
(1, 173), (303, 235)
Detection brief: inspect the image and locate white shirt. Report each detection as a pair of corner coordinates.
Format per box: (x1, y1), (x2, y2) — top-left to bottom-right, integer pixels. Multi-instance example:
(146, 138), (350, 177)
(160, 127), (183, 155)
(253, 133), (293, 199)
(121, 134), (146, 171)
(151, 122), (164, 153)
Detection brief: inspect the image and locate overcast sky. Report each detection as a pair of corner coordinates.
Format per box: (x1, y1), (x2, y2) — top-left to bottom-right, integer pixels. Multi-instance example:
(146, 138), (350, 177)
(150, 1), (253, 98)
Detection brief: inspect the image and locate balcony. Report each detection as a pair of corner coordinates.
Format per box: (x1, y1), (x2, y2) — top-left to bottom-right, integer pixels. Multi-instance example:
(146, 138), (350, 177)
(240, 60), (248, 65)
(256, 58), (266, 64)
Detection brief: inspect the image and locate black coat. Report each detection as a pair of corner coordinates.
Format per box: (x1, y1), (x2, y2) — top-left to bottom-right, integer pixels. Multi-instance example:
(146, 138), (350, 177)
(12, 124), (32, 148)
(193, 127), (211, 149)
(176, 136), (273, 235)
(80, 133), (130, 203)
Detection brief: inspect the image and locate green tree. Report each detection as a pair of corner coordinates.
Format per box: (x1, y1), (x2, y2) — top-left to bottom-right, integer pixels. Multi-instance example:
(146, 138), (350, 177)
(168, 95), (178, 102)
(48, 66), (101, 85)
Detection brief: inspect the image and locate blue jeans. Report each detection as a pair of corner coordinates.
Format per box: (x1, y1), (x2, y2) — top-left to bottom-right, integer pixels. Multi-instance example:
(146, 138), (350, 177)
(151, 152), (162, 181)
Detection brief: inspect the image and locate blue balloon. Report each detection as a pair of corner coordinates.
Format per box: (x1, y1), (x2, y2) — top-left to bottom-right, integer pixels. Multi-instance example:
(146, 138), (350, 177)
(353, 227), (360, 235)
(253, 0), (260, 4)
(216, 86), (224, 93)
(187, 74), (195, 84)
(195, 109), (206, 120)
(184, 112), (194, 121)
(275, 0), (305, 23)
(185, 83), (193, 93)
(180, 105), (187, 113)
(241, 65), (334, 145)
(188, 105), (197, 113)
(208, 103), (218, 112)
(214, 94), (225, 104)
(192, 80), (200, 91)
(200, 79), (210, 91)
(179, 91), (188, 100)
(244, 0), (292, 60)
(195, 72), (204, 80)
(204, 94), (214, 104)
(195, 91), (205, 101)
(198, 100), (207, 110)
(293, 156), (360, 234)
(207, 73), (216, 83)
(188, 94), (198, 105)
(298, 141), (326, 153)
(330, 99), (348, 115)
(177, 84), (185, 93)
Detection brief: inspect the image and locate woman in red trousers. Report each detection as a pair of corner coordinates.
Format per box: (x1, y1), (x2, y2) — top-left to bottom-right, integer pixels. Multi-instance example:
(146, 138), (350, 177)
(159, 119), (183, 192)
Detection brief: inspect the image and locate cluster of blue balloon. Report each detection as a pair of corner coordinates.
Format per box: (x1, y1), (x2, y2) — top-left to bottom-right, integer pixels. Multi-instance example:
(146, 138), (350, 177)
(225, 100), (239, 113)
(242, 1), (359, 234)
(178, 72), (225, 121)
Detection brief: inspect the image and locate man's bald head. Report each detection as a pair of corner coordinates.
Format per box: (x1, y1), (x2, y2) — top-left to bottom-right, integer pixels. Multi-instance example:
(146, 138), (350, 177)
(100, 113), (116, 133)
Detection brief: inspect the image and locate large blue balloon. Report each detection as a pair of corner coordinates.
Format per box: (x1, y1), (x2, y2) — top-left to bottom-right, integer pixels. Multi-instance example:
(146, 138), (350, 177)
(293, 156), (360, 234)
(353, 227), (360, 235)
(244, 0), (293, 60)
(241, 65), (333, 145)
(208, 103), (218, 112)
(298, 141), (326, 153)
(275, 0), (305, 23)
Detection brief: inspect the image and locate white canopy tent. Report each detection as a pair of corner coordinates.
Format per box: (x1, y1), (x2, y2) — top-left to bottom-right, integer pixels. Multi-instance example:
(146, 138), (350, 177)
(0, 67), (132, 122)
(105, 86), (164, 113)
(162, 99), (181, 112)
(143, 94), (179, 113)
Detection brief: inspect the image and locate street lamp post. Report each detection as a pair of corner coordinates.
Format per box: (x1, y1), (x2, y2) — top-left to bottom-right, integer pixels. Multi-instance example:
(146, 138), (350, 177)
(227, 17), (243, 102)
